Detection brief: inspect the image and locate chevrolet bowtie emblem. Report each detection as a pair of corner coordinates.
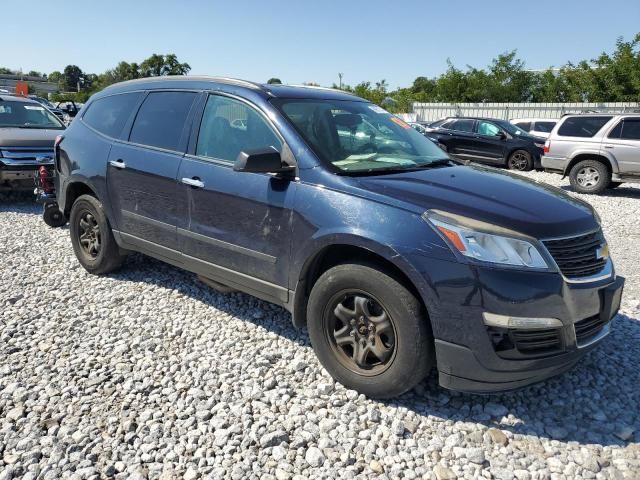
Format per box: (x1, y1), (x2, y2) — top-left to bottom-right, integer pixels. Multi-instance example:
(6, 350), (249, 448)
(596, 243), (610, 260)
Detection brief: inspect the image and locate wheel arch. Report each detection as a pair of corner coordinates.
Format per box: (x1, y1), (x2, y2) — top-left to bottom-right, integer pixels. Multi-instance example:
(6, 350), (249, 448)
(564, 153), (616, 178)
(62, 180), (99, 218)
(291, 242), (428, 329)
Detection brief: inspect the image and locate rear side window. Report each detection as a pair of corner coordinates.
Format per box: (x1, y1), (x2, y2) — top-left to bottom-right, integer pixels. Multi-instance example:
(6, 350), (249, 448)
(196, 95), (281, 162)
(82, 92), (142, 138)
(514, 122), (531, 131)
(609, 118), (640, 140)
(448, 119), (475, 132)
(557, 116), (612, 138)
(129, 91), (197, 151)
(535, 121), (556, 133)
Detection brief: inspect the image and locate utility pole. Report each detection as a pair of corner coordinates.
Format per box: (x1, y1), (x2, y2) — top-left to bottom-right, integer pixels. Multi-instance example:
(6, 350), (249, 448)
(338, 72), (343, 90)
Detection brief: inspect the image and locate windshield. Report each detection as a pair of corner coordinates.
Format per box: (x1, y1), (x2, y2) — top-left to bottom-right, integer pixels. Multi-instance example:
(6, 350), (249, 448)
(497, 120), (529, 136)
(0, 101), (64, 129)
(273, 99), (450, 174)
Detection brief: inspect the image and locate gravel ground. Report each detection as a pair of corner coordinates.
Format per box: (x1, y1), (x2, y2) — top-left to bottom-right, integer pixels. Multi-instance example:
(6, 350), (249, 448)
(1, 171), (639, 480)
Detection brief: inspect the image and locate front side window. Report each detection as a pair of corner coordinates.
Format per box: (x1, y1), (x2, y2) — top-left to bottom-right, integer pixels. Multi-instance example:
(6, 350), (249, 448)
(557, 116), (612, 138)
(274, 99), (449, 174)
(477, 121), (501, 136)
(83, 93), (141, 138)
(129, 91), (197, 151)
(0, 101), (64, 130)
(619, 118), (640, 140)
(196, 95), (282, 162)
(514, 122), (531, 132)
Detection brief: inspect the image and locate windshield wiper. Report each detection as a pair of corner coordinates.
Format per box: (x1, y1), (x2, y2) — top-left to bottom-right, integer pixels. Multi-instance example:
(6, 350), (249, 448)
(346, 159), (453, 176)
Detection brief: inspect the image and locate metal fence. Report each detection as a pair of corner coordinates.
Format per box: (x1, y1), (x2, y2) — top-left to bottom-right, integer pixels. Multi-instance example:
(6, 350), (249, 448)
(412, 102), (640, 122)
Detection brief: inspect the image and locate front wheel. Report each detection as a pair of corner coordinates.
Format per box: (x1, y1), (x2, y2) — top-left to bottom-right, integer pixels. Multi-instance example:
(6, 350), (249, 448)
(69, 194), (124, 274)
(569, 160), (611, 194)
(307, 263), (433, 398)
(507, 150), (533, 171)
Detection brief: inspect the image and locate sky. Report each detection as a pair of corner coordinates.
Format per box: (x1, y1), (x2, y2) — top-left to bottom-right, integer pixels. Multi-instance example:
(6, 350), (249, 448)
(4, 0), (640, 90)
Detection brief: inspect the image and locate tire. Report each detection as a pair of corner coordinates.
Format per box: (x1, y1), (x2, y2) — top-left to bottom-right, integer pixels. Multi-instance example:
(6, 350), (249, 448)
(608, 181), (623, 189)
(569, 160), (611, 194)
(69, 194), (124, 274)
(307, 263), (433, 398)
(42, 203), (67, 228)
(507, 150), (533, 171)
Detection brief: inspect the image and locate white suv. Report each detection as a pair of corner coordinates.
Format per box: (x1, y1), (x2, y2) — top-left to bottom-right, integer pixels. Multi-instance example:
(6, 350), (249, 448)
(511, 118), (558, 138)
(542, 114), (640, 193)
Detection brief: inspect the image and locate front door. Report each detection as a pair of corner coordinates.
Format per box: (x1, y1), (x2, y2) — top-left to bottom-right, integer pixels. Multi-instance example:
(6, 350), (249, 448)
(107, 90), (198, 255)
(471, 119), (507, 164)
(177, 94), (296, 303)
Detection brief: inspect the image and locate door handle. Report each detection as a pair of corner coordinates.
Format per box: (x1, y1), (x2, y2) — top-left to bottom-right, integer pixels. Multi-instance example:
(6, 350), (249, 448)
(109, 159), (126, 169)
(603, 145), (614, 149)
(181, 177), (205, 188)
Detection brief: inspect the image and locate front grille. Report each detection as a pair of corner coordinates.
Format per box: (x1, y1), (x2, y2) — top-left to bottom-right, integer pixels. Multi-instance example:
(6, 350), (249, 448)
(0, 147), (54, 167)
(543, 230), (606, 279)
(574, 315), (607, 344)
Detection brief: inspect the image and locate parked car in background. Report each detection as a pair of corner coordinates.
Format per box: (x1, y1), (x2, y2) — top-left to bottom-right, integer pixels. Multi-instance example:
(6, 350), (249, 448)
(408, 122), (428, 134)
(426, 116), (545, 170)
(511, 118), (558, 138)
(55, 101), (83, 122)
(56, 77), (623, 398)
(0, 94), (65, 191)
(542, 113), (640, 193)
(28, 95), (66, 123)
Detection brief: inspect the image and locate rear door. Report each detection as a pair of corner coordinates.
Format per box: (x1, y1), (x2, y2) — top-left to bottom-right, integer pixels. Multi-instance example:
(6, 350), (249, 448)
(107, 90), (198, 256)
(439, 119), (476, 157)
(176, 93), (296, 302)
(602, 117), (640, 176)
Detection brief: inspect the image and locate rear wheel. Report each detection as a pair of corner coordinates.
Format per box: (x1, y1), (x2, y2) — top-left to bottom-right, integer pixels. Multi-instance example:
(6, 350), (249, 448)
(507, 150), (533, 171)
(307, 263), (433, 398)
(69, 194), (124, 274)
(569, 160), (611, 194)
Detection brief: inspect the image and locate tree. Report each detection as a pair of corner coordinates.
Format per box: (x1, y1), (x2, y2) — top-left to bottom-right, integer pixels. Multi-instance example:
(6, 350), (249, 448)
(0, 67), (13, 75)
(139, 53), (190, 77)
(63, 65), (85, 91)
(267, 78), (282, 84)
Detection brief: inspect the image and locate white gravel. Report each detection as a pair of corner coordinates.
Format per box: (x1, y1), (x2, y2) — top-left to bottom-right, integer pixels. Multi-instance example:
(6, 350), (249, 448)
(1, 171), (639, 480)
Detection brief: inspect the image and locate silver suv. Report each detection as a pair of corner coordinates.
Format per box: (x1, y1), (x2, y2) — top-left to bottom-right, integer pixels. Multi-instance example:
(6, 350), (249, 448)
(542, 113), (640, 193)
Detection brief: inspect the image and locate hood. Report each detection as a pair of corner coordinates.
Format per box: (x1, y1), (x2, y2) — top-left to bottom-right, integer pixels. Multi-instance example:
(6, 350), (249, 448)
(0, 128), (62, 148)
(353, 165), (598, 239)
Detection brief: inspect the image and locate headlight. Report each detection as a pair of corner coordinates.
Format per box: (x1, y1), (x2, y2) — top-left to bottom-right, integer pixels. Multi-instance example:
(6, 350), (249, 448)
(534, 143), (545, 149)
(424, 210), (551, 269)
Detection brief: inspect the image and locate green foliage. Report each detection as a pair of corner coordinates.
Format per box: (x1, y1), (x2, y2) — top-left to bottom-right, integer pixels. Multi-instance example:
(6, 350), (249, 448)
(0, 67), (12, 74)
(332, 33), (640, 110)
(267, 78), (283, 84)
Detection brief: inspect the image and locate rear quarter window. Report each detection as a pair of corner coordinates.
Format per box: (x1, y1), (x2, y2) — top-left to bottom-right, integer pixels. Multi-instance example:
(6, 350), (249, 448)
(535, 121), (556, 133)
(82, 92), (142, 138)
(557, 116), (612, 138)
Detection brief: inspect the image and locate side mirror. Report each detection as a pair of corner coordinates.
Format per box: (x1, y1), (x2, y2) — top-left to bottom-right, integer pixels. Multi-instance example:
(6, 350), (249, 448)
(495, 131), (507, 140)
(234, 147), (295, 175)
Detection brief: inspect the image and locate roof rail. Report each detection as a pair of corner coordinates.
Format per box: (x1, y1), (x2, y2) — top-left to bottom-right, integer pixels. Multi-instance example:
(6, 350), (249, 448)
(105, 75), (264, 91)
(283, 84), (357, 96)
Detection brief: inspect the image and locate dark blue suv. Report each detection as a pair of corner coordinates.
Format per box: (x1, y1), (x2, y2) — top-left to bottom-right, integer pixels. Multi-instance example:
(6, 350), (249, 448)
(55, 77), (624, 397)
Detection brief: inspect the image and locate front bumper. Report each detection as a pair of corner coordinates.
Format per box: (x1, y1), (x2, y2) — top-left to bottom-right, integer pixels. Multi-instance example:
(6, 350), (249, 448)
(410, 256), (624, 393)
